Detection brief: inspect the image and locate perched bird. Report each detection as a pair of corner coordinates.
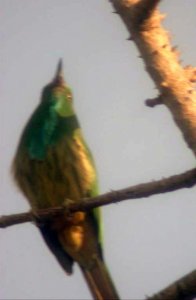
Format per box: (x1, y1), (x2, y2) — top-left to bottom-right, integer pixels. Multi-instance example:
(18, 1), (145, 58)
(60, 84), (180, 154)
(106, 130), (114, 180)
(13, 60), (119, 300)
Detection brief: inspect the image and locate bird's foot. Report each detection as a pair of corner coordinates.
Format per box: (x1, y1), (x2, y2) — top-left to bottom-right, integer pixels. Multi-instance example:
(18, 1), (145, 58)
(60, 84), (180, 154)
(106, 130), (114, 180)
(62, 198), (75, 216)
(62, 199), (85, 224)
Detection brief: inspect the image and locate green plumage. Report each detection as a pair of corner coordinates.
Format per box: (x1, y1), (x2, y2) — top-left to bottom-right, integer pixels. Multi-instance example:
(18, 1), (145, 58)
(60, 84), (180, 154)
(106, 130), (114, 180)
(13, 61), (119, 300)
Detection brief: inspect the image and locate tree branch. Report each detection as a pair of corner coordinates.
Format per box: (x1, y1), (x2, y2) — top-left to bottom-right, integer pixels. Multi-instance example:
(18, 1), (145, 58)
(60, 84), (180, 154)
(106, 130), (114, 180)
(1, 168), (196, 228)
(110, 0), (196, 156)
(108, 2), (196, 299)
(148, 270), (196, 300)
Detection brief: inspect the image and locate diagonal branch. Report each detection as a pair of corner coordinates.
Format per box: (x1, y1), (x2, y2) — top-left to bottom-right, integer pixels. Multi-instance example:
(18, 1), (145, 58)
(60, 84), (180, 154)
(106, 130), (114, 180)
(1, 168), (196, 228)
(110, 0), (196, 156)
(148, 270), (196, 300)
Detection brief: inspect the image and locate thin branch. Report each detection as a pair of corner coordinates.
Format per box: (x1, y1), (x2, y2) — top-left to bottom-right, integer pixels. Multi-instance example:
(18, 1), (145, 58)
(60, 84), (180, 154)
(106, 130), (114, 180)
(1, 168), (196, 228)
(0, 208), (64, 228)
(110, 0), (196, 156)
(147, 270), (196, 300)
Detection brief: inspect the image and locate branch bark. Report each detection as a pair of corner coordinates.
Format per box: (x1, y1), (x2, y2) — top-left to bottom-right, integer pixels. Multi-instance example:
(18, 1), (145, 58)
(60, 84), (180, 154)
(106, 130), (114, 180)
(148, 270), (196, 300)
(108, 2), (196, 298)
(1, 168), (196, 228)
(110, 0), (196, 156)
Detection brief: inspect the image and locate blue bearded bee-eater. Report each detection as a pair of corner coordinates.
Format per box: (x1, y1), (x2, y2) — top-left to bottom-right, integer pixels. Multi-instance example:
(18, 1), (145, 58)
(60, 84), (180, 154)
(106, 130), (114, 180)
(12, 60), (120, 300)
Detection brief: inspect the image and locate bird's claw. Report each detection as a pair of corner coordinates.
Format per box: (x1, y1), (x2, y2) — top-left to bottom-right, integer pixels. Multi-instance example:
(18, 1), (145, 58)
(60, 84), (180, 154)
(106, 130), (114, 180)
(62, 198), (75, 215)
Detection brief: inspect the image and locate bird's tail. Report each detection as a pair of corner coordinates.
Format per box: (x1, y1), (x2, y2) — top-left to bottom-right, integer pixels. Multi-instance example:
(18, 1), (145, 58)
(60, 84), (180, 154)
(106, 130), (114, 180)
(80, 257), (120, 300)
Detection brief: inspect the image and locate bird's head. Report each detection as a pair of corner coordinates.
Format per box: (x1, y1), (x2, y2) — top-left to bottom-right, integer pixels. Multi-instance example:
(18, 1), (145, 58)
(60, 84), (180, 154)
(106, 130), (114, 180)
(41, 59), (75, 117)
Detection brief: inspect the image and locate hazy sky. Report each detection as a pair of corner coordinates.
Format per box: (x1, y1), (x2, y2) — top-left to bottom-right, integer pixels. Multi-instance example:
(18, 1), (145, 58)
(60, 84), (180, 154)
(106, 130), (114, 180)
(1, 1), (196, 299)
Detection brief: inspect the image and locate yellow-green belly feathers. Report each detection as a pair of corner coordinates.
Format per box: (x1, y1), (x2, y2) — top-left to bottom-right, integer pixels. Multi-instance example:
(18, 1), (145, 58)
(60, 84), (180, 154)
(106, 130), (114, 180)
(14, 128), (96, 210)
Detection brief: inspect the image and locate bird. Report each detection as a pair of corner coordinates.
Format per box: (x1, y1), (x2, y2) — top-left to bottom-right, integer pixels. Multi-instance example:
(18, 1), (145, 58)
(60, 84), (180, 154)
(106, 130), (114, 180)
(12, 60), (120, 300)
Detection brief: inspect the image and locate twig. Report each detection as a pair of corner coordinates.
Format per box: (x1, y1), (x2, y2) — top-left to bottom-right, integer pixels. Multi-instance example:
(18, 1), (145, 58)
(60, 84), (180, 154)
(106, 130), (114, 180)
(1, 168), (196, 228)
(148, 270), (196, 300)
(145, 95), (163, 107)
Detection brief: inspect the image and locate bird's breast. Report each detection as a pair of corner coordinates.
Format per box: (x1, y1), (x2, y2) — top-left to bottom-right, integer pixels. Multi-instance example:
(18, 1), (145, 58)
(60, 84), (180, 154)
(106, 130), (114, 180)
(14, 129), (96, 210)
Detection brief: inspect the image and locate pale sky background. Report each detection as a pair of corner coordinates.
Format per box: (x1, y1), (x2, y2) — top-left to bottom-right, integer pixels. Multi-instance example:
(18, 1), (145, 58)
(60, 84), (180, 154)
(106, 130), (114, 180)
(1, 1), (196, 299)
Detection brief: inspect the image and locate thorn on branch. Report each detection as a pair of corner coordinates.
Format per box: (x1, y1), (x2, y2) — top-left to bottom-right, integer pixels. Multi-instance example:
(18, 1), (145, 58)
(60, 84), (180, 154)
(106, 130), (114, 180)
(184, 65), (196, 83)
(171, 45), (180, 59)
(145, 95), (163, 107)
(171, 46), (180, 55)
(126, 36), (134, 41)
(171, 45), (178, 52)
